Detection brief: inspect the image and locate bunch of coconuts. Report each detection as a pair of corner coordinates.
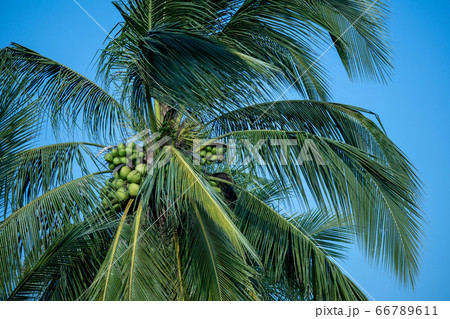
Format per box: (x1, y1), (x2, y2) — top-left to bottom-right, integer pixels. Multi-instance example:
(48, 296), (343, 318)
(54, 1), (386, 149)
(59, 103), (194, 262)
(198, 143), (226, 165)
(100, 142), (148, 210)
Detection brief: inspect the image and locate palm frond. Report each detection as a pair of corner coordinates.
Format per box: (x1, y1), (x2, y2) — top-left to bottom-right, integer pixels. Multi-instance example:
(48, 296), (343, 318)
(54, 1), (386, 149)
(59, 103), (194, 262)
(211, 100), (420, 192)
(1, 142), (105, 216)
(7, 217), (115, 301)
(0, 172), (109, 299)
(219, 0), (392, 95)
(140, 146), (258, 260)
(217, 129), (423, 287)
(178, 202), (258, 300)
(0, 82), (42, 215)
(0, 44), (130, 141)
(98, 21), (275, 119)
(314, 0), (392, 82)
(232, 187), (365, 300)
(113, 0), (231, 33)
(85, 201), (175, 301)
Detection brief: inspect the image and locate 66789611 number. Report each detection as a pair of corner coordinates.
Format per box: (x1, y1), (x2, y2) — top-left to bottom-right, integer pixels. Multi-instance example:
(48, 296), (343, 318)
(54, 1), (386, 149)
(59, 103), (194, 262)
(375, 306), (438, 316)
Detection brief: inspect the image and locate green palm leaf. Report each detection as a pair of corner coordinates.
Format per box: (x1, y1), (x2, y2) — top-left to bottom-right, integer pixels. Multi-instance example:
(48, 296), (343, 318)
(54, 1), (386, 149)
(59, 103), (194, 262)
(84, 201), (175, 301)
(0, 44), (129, 140)
(211, 100), (420, 192)
(217, 129), (422, 287)
(7, 217), (115, 301)
(0, 172), (109, 299)
(232, 186), (366, 300)
(1, 142), (105, 216)
(0, 82), (42, 216)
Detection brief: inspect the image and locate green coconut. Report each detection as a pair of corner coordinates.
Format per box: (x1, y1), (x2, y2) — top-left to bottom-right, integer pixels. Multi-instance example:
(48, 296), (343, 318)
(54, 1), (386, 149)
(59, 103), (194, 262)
(216, 148), (224, 155)
(108, 191), (116, 200)
(135, 163), (148, 175)
(119, 149), (126, 157)
(118, 143), (125, 150)
(120, 157), (128, 164)
(209, 181), (217, 187)
(128, 183), (140, 197)
(105, 153), (113, 162)
(200, 150), (206, 157)
(101, 198), (109, 208)
(111, 149), (119, 157)
(125, 148), (133, 156)
(211, 148), (217, 154)
(206, 146), (212, 152)
(108, 163), (115, 170)
(113, 157), (120, 165)
(119, 166), (132, 180)
(211, 155), (218, 161)
(127, 170), (141, 184)
(116, 187), (129, 201)
(206, 152), (212, 159)
(113, 179), (125, 189)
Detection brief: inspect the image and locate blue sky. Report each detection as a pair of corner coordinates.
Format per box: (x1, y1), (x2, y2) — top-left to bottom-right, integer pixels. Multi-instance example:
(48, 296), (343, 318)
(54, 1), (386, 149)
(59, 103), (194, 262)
(1, 0), (449, 300)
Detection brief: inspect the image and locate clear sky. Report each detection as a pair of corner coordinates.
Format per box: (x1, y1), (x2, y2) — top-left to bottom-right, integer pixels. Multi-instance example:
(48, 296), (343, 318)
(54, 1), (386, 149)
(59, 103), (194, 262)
(0, 0), (448, 301)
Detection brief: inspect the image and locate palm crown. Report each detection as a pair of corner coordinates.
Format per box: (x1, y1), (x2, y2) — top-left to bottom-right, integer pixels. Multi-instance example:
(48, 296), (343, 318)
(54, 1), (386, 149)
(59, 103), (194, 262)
(0, 0), (422, 301)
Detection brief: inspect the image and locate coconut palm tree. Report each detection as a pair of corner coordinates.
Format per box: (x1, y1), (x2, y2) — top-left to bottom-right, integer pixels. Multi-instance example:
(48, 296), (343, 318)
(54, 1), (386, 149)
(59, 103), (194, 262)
(0, 0), (423, 301)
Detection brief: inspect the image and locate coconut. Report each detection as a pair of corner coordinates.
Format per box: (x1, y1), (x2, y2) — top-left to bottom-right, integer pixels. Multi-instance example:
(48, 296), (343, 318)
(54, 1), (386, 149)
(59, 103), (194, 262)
(125, 148), (133, 156)
(119, 149), (126, 157)
(127, 170), (141, 184)
(119, 166), (132, 180)
(111, 149), (119, 157)
(107, 191), (115, 200)
(200, 150), (206, 157)
(105, 153), (113, 162)
(209, 181), (217, 187)
(102, 198), (109, 208)
(108, 163), (115, 170)
(116, 187), (129, 201)
(118, 143), (125, 149)
(128, 183), (140, 197)
(211, 155), (218, 161)
(211, 148), (217, 154)
(113, 179), (125, 189)
(120, 157), (128, 164)
(113, 157), (120, 165)
(135, 163), (148, 175)
(206, 146), (212, 152)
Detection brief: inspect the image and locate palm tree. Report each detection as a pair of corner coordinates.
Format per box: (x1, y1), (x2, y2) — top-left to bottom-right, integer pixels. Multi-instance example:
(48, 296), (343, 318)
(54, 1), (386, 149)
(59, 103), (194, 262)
(0, 0), (423, 301)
